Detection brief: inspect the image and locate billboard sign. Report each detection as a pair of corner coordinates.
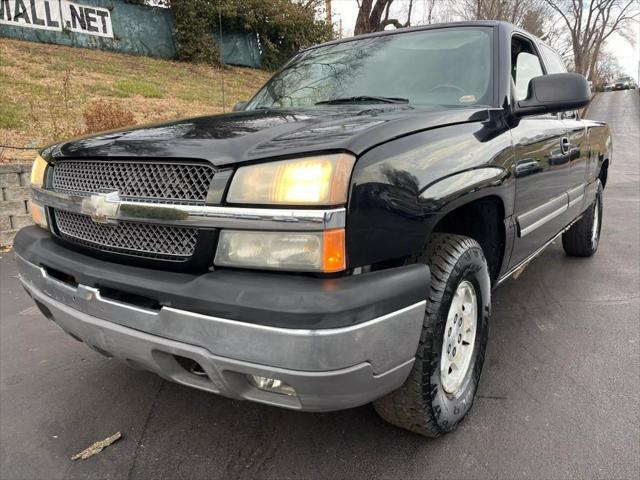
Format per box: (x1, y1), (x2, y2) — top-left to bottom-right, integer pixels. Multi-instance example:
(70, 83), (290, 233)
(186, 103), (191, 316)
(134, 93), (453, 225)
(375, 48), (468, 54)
(0, 0), (113, 38)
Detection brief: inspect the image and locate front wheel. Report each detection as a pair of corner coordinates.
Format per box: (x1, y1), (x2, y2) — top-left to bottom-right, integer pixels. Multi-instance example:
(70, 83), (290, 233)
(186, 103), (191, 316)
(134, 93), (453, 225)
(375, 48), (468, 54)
(373, 233), (490, 437)
(562, 181), (603, 257)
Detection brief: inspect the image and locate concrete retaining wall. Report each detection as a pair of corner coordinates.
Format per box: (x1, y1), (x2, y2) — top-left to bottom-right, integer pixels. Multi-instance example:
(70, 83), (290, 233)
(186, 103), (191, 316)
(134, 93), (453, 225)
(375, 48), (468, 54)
(0, 163), (33, 246)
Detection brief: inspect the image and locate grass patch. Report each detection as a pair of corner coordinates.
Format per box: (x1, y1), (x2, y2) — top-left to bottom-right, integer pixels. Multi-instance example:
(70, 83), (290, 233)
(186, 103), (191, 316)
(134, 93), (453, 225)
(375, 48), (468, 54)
(0, 37), (271, 158)
(113, 79), (164, 98)
(0, 57), (16, 67)
(87, 84), (131, 98)
(97, 63), (125, 76)
(0, 103), (23, 128)
(177, 84), (221, 104)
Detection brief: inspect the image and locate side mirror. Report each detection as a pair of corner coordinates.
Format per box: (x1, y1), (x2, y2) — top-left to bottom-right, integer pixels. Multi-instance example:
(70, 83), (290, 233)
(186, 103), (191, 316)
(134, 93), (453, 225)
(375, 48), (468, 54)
(514, 73), (590, 117)
(232, 101), (247, 112)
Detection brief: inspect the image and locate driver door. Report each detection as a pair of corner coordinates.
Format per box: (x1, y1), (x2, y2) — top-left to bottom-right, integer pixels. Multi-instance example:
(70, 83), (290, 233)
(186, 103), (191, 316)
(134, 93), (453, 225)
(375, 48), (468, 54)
(508, 35), (570, 268)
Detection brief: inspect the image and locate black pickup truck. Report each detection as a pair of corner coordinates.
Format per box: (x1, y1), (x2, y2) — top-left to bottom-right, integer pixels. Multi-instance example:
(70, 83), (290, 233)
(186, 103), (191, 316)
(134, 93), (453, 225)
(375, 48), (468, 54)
(15, 21), (611, 437)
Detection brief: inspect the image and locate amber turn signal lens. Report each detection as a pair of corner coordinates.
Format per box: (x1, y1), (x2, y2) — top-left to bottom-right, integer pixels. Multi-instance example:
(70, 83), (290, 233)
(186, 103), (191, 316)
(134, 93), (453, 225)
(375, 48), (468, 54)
(322, 229), (346, 273)
(30, 201), (48, 229)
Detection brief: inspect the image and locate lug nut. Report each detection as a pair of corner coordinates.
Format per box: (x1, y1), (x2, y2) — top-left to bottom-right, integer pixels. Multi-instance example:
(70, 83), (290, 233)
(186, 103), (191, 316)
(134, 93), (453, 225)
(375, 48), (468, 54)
(448, 327), (452, 337)
(458, 334), (462, 343)
(452, 347), (457, 356)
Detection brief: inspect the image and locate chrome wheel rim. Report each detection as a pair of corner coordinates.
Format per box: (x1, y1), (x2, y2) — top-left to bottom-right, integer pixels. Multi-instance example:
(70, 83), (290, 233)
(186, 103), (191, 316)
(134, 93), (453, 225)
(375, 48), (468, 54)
(440, 280), (478, 395)
(591, 198), (600, 247)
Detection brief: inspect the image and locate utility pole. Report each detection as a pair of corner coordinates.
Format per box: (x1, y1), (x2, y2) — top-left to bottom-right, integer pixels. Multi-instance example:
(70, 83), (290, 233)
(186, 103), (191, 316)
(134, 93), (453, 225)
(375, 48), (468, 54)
(339, 17), (343, 39)
(218, 2), (226, 113)
(326, 0), (332, 26)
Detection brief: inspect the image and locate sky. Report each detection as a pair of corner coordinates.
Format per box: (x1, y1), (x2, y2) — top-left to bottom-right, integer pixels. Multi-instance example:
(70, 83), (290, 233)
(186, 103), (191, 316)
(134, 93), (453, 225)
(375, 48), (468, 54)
(329, 0), (640, 81)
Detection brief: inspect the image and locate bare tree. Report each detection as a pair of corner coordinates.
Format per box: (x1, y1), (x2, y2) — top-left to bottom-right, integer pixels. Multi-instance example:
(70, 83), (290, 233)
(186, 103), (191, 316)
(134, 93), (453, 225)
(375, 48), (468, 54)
(457, 0), (552, 36)
(593, 49), (623, 87)
(424, 0), (438, 24)
(544, 0), (639, 80)
(354, 0), (415, 35)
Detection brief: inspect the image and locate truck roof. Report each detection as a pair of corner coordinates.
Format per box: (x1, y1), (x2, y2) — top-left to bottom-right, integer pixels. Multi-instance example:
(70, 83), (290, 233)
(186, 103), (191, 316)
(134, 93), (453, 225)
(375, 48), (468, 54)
(302, 20), (538, 53)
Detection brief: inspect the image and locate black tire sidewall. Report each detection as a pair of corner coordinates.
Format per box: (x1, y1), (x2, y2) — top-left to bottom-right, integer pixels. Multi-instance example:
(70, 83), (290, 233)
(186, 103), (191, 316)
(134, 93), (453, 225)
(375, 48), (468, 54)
(562, 180), (604, 257)
(427, 246), (490, 432)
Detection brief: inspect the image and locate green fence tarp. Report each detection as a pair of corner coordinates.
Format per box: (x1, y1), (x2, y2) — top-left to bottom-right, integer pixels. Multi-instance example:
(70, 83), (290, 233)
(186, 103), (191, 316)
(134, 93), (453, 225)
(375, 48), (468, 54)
(213, 30), (262, 69)
(0, 0), (176, 58)
(1, 0), (262, 67)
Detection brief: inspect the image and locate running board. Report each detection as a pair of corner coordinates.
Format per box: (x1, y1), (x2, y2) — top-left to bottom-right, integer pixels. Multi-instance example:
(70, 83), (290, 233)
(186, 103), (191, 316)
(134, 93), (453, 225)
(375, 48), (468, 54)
(496, 214), (583, 287)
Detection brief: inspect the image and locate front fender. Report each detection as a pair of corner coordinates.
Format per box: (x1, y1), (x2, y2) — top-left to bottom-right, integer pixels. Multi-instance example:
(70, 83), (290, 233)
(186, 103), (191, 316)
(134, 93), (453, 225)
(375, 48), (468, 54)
(346, 117), (515, 268)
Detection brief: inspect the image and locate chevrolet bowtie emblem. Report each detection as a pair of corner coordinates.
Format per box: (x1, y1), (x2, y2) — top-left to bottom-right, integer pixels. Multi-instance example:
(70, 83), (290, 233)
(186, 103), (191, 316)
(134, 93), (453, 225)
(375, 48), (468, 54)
(81, 191), (121, 224)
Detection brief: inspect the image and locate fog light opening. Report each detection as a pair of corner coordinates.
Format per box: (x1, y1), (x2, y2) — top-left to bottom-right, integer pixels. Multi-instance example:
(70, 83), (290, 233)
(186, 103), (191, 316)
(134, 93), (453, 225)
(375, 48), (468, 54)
(248, 375), (297, 397)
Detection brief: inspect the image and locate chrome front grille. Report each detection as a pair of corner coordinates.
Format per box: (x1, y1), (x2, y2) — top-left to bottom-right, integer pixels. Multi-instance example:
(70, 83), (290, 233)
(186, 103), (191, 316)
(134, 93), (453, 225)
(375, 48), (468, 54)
(54, 210), (199, 260)
(49, 159), (213, 261)
(52, 160), (215, 205)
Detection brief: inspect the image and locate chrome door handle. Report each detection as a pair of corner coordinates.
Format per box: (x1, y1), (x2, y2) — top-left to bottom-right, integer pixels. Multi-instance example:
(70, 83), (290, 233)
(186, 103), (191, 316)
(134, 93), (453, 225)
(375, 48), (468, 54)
(560, 137), (571, 155)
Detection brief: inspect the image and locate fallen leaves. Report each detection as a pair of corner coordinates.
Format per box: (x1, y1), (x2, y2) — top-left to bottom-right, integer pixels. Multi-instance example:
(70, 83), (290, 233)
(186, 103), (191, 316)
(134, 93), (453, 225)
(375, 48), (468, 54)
(71, 432), (122, 461)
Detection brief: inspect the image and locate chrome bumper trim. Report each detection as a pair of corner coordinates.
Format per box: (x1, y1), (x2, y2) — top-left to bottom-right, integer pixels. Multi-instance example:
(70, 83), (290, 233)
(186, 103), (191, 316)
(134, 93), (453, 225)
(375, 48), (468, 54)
(32, 187), (346, 231)
(16, 253), (425, 374)
(24, 281), (415, 411)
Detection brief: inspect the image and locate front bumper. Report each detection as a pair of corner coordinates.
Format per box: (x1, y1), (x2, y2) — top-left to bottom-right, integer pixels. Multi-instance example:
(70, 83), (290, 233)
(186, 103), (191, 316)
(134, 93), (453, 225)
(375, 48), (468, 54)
(15, 227), (429, 411)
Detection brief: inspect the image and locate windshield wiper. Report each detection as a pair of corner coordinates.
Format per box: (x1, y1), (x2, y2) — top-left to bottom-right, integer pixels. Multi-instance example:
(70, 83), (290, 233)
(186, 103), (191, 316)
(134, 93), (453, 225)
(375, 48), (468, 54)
(315, 96), (409, 105)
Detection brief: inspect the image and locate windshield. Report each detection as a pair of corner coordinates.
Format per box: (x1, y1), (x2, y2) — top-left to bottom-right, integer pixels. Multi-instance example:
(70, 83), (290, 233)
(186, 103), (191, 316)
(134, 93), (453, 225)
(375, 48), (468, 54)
(247, 27), (494, 110)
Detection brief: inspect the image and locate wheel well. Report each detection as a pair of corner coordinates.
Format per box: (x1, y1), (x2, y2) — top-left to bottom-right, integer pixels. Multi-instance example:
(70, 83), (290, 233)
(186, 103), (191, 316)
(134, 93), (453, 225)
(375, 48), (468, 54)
(599, 159), (609, 189)
(432, 196), (505, 280)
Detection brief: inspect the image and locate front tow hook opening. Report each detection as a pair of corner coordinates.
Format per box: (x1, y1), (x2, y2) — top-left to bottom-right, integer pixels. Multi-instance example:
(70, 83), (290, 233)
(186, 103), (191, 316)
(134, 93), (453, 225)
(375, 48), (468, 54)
(174, 355), (210, 379)
(43, 265), (78, 288)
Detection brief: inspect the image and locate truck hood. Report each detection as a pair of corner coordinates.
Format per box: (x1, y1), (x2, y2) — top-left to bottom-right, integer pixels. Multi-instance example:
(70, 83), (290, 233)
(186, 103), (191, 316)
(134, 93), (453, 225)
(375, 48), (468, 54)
(42, 105), (490, 167)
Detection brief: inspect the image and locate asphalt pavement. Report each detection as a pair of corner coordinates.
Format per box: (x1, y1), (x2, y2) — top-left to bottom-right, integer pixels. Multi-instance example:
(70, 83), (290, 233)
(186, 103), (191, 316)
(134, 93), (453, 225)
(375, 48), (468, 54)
(1, 90), (638, 480)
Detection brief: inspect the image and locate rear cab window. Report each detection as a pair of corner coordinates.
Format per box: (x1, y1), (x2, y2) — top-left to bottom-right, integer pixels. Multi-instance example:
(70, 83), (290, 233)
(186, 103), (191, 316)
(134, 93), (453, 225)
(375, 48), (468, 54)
(511, 35), (544, 101)
(540, 44), (567, 74)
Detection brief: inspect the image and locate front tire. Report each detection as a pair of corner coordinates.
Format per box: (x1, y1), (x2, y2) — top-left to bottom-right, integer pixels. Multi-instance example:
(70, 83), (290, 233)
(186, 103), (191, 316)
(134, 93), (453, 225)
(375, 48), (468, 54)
(373, 233), (490, 437)
(562, 181), (603, 257)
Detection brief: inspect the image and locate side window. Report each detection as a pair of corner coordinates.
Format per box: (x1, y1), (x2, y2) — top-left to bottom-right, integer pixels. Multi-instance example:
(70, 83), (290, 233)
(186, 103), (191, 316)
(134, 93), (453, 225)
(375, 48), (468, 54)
(511, 36), (544, 101)
(541, 45), (567, 74)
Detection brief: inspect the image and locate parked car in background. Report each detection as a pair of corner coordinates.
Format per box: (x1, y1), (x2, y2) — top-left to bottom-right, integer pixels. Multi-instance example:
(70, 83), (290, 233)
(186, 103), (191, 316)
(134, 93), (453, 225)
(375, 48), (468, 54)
(614, 79), (630, 90)
(15, 21), (611, 438)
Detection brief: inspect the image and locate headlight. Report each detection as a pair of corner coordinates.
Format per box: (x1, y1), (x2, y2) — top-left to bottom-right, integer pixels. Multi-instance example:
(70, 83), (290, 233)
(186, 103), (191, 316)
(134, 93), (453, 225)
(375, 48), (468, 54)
(31, 154), (47, 188)
(30, 155), (48, 229)
(215, 229), (345, 272)
(226, 153), (355, 206)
